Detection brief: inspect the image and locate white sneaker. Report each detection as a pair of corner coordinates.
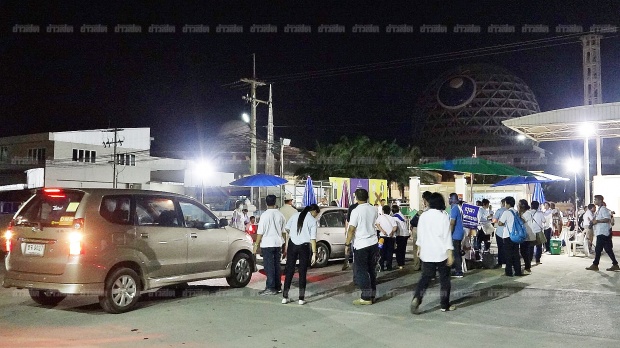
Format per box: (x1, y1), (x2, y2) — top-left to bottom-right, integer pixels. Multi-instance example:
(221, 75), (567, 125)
(282, 298), (291, 304)
(298, 300), (306, 305)
(502, 264), (506, 269)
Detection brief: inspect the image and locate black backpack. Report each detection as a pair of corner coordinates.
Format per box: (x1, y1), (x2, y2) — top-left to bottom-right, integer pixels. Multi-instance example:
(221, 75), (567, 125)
(410, 212), (421, 228)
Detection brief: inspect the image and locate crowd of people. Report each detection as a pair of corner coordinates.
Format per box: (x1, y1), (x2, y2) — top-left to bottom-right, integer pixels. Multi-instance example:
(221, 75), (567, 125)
(244, 189), (619, 315)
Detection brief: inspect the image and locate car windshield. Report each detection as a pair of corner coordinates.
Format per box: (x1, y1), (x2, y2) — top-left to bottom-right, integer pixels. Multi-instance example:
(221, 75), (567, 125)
(15, 190), (84, 228)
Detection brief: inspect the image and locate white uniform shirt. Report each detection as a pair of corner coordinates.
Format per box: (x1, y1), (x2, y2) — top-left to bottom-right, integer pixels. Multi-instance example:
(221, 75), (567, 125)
(593, 206), (612, 237)
(416, 209), (453, 262)
(528, 209), (546, 234)
(285, 212), (317, 245)
(376, 214), (397, 238)
(257, 208), (286, 248)
(393, 213), (410, 237)
(521, 210), (537, 241)
(499, 208), (519, 238)
(348, 203), (379, 250)
(583, 210), (594, 229)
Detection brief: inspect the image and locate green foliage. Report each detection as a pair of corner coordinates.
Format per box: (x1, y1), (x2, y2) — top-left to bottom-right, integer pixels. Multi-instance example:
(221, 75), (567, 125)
(294, 136), (435, 197)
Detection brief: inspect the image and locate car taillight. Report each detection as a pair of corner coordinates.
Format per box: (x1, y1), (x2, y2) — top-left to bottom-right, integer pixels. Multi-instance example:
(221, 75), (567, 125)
(69, 218), (84, 255)
(4, 221), (13, 252)
(43, 188), (65, 198)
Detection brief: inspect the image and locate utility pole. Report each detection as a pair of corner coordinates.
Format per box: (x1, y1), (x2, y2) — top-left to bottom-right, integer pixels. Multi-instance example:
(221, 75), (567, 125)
(240, 54), (266, 175)
(103, 128), (124, 188)
(266, 84), (275, 174)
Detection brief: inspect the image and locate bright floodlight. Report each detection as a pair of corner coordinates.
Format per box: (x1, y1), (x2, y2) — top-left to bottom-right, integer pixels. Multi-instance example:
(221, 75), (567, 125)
(516, 134), (526, 141)
(282, 138), (291, 146)
(580, 122), (596, 137)
(564, 158), (581, 173)
(195, 159), (215, 182)
(241, 113), (250, 123)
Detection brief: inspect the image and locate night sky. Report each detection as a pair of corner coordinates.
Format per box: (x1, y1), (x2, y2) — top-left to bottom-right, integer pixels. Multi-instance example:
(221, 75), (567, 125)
(2, 0), (620, 177)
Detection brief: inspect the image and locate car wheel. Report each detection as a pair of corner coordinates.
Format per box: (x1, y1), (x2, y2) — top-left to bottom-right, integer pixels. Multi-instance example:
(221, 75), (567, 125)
(28, 289), (66, 306)
(99, 268), (141, 314)
(313, 242), (330, 268)
(227, 253), (253, 288)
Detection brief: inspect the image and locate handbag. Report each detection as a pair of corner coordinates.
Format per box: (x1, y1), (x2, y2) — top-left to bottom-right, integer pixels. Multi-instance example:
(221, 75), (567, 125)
(535, 231), (547, 246)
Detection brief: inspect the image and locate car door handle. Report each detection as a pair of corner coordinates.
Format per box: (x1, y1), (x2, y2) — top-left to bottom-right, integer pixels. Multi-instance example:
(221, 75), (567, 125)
(190, 233), (198, 238)
(140, 233), (149, 239)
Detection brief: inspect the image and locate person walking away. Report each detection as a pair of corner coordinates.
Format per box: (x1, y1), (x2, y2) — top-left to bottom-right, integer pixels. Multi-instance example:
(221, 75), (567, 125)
(582, 204), (596, 254)
(376, 205), (397, 271)
(253, 195), (287, 295)
(448, 193), (464, 278)
(498, 197), (523, 277)
(493, 199), (507, 268)
(410, 192), (455, 314)
(345, 189), (379, 305)
(529, 201), (546, 264)
(279, 194), (298, 225)
(282, 204), (319, 305)
(518, 200), (536, 274)
(586, 195), (620, 271)
(409, 191), (432, 272)
(392, 205), (410, 269)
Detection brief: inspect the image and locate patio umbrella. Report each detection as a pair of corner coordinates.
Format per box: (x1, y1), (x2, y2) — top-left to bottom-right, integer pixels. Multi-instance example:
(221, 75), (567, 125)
(229, 173), (288, 187)
(339, 181), (350, 208)
(417, 157), (534, 177)
(491, 173), (568, 187)
(302, 176), (317, 206)
(532, 182), (546, 203)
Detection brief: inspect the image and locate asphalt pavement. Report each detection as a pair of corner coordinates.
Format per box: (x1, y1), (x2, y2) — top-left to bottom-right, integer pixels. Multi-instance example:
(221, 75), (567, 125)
(0, 239), (619, 348)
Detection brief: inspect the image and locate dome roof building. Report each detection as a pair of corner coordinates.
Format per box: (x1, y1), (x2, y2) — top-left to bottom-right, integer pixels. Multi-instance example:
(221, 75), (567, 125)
(416, 64), (540, 157)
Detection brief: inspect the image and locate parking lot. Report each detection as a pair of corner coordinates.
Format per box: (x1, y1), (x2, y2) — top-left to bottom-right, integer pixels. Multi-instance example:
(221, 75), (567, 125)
(1, 240), (620, 348)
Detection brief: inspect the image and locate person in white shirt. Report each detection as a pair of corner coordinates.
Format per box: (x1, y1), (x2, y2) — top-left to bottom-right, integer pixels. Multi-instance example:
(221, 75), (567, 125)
(392, 205), (410, 270)
(582, 204), (596, 253)
(253, 195), (286, 295)
(498, 196), (523, 277)
(476, 199), (493, 253)
(518, 199), (536, 274)
(410, 192), (455, 314)
(376, 205), (397, 271)
(231, 201), (246, 231)
(345, 189), (379, 305)
(528, 201), (546, 264)
(586, 195), (619, 271)
(282, 204), (319, 305)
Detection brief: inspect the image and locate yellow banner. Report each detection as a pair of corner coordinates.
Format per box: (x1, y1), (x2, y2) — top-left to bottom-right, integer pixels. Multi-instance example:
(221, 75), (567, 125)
(368, 179), (388, 206)
(329, 177), (350, 203)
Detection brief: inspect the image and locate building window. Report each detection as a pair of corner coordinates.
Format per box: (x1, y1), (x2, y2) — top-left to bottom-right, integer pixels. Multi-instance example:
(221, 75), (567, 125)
(0, 146), (8, 162)
(72, 148), (97, 163)
(116, 153), (136, 166)
(28, 148), (46, 163)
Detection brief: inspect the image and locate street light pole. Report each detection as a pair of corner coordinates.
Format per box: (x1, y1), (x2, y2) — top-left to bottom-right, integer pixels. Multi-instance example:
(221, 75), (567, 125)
(280, 138), (291, 177)
(574, 172), (578, 208)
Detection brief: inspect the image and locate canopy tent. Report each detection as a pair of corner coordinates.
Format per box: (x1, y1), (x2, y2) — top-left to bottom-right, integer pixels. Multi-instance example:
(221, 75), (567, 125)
(417, 157), (534, 177)
(491, 172), (569, 187)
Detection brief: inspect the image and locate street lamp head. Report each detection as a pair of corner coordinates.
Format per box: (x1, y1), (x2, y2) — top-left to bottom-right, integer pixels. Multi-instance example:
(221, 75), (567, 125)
(580, 122), (596, 137)
(564, 158), (581, 173)
(282, 138), (291, 146)
(241, 113), (250, 123)
(516, 134), (527, 141)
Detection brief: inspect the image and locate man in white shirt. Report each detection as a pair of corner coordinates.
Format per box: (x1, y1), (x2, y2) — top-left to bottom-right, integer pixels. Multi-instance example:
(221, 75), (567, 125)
(345, 189), (379, 305)
(582, 204), (596, 253)
(376, 205), (397, 271)
(586, 195), (619, 271)
(279, 194), (298, 224)
(498, 196), (523, 277)
(253, 195), (286, 295)
(476, 199), (493, 253)
(529, 201), (546, 264)
(542, 202), (554, 254)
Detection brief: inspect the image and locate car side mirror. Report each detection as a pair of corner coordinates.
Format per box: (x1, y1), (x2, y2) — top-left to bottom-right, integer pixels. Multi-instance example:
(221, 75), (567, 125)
(219, 218), (228, 228)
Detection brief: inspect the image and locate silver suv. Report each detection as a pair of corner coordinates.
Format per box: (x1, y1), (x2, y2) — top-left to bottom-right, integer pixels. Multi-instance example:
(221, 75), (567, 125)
(2, 188), (255, 313)
(313, 207), (348, 267)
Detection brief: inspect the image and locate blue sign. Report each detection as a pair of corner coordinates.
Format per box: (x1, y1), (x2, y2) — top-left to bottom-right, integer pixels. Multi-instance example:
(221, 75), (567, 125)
(462, 203), (479, 230)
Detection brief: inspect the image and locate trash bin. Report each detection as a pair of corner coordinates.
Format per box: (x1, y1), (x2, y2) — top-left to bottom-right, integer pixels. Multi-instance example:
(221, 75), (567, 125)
(550, 238), (562, 255)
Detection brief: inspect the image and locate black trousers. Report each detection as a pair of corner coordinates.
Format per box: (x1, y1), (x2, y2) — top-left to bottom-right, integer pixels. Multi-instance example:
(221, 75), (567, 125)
(593, 234), (619, 266)
(476, 229), (491, 251)
(379, 237), (395, 270)
(519, 241), (532, 271)
(395, 236), (409, 266)
(503, 237), (522, 276)
(353, 244), (378, 301)
(413, 260), (451, 310)
(496, 234), (505, 265)
(544, 228), (552, 252)
(283, 240), (311, 300)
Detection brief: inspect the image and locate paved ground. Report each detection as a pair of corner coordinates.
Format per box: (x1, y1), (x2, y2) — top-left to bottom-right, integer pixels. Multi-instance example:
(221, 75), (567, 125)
(0, 239), (619, 348)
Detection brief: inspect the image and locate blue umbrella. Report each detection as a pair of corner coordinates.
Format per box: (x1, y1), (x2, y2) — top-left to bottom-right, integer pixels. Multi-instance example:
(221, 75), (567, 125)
(229, 173), (288, 187)
(491, 172), (568, 187)
(303, 176), (317, 206)
(532, 183), (546, 204)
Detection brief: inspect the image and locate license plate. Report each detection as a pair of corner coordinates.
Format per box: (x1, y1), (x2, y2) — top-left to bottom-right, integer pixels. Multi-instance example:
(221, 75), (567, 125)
(24, 243), (45, 256)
